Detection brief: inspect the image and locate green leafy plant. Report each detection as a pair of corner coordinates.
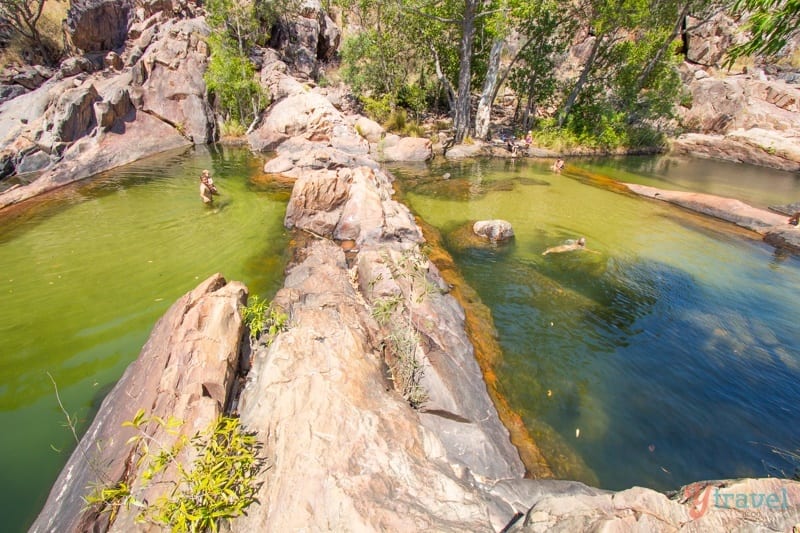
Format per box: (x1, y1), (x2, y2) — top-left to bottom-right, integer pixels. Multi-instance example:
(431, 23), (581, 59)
(86, 411), (265, 532)
(370, 295), (402, 326)
(148, 417), (263, 532)
(240, 295), (288, 343)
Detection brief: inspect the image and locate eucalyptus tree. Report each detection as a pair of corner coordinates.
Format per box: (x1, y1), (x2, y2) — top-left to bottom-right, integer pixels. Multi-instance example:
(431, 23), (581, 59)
(401, 0), (505, 142)
(0, 0), (57, 63)
(556, 0), (656, 128)
(338, 1), (412, 100)
(506, 0), (575, 132)
(725, 0), (800, 64)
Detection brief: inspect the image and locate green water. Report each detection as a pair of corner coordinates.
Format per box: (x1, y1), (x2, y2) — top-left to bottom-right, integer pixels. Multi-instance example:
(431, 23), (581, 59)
(0, 146), (289, 531)
(578, 155), (800, 209)
(394, 157), (800, 491)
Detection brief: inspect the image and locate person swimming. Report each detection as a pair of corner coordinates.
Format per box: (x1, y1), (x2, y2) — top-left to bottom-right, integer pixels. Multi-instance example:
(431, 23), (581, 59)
(542, 236), (586, 255)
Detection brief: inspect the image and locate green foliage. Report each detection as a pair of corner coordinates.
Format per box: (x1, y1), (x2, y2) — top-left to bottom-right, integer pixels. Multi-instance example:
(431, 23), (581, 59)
(149, 417), (262, 532)
(204, 35), (268, 130)
(384, 108), (407, 132)
(361, 94), (393, 124)
(370, 295), (402, 325)
(220, 119), (247, 137)
(87, 411), (264, 532)
(241, 295), (288, 344)
(726, 0), (800, 64)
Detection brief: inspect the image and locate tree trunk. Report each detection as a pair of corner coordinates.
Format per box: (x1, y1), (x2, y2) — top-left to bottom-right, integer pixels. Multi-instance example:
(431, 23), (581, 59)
(453, 0), (477, 143)
(429, 43), (456, 112)
(634, 3), (690, 93)
(475, 37), (505, 139)
(558, 33), (603, 128)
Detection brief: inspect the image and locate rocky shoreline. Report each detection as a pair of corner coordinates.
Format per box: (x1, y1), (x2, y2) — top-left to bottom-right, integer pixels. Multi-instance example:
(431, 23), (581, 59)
(5, 2), (799, 530)
(624, 182), (800, 253)
(31, 58), (800, 531)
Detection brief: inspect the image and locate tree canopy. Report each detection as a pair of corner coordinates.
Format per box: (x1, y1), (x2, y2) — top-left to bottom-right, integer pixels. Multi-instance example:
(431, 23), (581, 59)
(725, 0), (800, 64)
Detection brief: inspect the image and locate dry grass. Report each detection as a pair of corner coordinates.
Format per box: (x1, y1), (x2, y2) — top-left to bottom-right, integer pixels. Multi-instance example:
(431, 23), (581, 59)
(0, 0), (69, 68)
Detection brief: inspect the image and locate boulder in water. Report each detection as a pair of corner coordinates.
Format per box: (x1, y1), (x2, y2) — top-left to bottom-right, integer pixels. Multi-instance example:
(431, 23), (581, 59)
(473, 219), (515, 242)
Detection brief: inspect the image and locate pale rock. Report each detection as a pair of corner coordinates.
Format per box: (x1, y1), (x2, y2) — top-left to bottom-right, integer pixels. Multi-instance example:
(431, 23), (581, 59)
(473, 220), (515, 242)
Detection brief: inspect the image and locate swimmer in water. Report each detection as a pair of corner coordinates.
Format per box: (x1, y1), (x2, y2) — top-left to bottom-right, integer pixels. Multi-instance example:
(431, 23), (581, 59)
(542, 236), (586, 256)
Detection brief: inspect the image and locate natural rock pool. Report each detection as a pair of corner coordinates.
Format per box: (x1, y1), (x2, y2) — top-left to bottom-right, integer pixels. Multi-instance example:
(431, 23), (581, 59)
(391, 156), (800, 491)
(0, 147), (289, 531)
(3, 149), (799, 531)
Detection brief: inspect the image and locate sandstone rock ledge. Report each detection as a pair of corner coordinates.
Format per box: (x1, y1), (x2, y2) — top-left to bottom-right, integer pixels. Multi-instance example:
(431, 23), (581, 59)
(624, 183), (800, 253)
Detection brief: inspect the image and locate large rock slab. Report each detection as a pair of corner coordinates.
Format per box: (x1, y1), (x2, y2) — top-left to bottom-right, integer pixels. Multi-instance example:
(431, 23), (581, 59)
(374, 134), (433, 162)
(30, 274), (247, 533)
(0, 110), (189, 209)
(135, 18), (215, 144)
(230, 240), (515, 532)
(65, 0), (134, 52)
(670, 131), (800, 172)
(625, 182), (788, 232)
(248, 91), (340, 151)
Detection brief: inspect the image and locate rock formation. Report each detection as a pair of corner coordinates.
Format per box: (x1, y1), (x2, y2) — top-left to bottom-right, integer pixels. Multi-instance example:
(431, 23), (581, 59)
(674, 14), (800, 170)
(30, 274), (247, 533)
(473, 219), (515, 242)
(625, 182), (800, 253)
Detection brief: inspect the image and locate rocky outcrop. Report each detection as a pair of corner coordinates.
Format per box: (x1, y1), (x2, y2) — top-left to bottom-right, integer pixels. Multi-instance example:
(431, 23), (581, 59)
(66, 0), (134, 53)
(267, 0), (340, 79)
(0, 13), (213, 206)
(133, 17), (215, 143)
(473, 219), (515, 242)
(674, 59), (800, 170)
(375, 133), (433, 162)
(30, 274), (247, 533)
(506, 478), (800, 532)
(684, 12), (739, 67)
(250, 57), (431, 164)
(445, 142), (484, 160)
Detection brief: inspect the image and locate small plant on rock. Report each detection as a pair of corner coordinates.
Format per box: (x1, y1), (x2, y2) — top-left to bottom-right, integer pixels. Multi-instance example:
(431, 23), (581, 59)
(241, 295), (288, 344)
(86, 410), (265, 532)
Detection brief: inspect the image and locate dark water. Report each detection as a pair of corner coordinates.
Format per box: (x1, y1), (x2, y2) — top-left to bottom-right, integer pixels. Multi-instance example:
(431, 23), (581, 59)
(0, 146), (289, 532)
(394, 157), (800, 491)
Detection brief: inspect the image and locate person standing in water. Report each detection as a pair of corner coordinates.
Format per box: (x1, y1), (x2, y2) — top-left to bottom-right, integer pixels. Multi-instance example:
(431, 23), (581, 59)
(551, 158), (565, 172)
(199, 169), (218, 205)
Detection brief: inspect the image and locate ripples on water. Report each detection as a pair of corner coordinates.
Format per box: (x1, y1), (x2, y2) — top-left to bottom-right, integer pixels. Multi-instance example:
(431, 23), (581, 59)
(394, 157), (800, 491)
(0, 146), (289, 531)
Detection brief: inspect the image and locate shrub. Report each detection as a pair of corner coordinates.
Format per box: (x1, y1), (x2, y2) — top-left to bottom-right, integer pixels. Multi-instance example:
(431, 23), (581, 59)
(240, 295), (288, 344)
(86, 412), (265, 532)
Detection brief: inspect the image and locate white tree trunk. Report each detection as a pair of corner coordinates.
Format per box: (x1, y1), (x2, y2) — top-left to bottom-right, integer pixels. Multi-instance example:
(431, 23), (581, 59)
(475, 37), (505, 140)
